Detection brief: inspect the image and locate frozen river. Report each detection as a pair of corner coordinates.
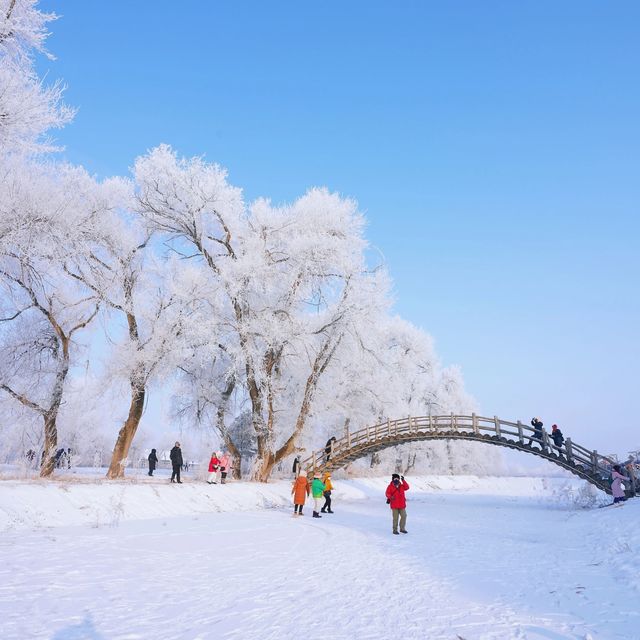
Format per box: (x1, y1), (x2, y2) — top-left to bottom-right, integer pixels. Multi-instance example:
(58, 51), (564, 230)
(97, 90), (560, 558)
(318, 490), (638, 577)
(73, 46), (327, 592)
(1, 480), (638, 640)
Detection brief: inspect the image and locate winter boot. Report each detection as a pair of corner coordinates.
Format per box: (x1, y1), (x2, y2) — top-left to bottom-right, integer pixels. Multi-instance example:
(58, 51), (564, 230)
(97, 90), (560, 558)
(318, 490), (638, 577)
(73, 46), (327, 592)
(320, 508), (326, 513)
(313, 511), (322, 518)
(327, 509), (334, 514)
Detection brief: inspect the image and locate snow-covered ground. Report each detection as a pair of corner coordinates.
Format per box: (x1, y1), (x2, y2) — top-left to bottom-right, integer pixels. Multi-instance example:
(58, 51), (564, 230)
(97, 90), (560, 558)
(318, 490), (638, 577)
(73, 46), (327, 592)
(1, 475), (638, 640)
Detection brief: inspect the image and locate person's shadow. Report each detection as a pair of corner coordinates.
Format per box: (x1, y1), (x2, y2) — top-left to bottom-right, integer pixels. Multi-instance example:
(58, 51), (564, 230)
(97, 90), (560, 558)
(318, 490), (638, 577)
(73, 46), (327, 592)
(51, 614), (105, 640)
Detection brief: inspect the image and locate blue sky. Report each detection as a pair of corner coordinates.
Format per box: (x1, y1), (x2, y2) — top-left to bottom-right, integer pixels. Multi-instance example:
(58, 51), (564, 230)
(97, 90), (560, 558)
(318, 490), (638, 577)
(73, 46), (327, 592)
(39, 1), (639, 453)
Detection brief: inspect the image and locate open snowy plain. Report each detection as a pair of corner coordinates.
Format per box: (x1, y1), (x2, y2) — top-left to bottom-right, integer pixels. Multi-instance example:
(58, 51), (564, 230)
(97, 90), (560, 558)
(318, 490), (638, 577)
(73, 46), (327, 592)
(1, 474), (638, 640)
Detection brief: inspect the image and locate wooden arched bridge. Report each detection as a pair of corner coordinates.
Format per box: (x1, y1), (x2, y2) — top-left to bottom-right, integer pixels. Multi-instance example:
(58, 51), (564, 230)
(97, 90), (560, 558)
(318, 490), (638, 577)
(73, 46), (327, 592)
(302, 414), (626, 495)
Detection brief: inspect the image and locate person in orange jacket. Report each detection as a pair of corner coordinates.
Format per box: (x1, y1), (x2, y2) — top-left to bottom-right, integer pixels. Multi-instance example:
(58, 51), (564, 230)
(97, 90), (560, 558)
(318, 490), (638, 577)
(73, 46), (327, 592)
(291, 470), (310, 516)
(385, 473), (409, 535)
(320, 471), (334, 513)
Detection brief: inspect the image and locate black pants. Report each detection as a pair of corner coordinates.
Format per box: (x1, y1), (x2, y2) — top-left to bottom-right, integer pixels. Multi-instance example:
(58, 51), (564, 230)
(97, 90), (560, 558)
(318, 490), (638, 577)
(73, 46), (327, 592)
(171, 464), (181, 482)
(294, 504), (304, 514)
(148, 465), (154, 476)
(322, 491), (332, 512)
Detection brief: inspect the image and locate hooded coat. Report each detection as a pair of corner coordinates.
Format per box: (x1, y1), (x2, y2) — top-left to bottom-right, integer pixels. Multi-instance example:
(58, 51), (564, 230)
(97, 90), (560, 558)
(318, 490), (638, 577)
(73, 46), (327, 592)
(551, 427), (564, 447)
(611, 470), (626, 499)
(311, 477), (325, 498)
(292, 475), (310, 505)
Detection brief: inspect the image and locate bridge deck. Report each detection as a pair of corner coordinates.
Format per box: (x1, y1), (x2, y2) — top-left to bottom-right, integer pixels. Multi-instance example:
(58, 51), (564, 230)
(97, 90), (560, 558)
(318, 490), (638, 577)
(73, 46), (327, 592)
(301, 415), (634, 496)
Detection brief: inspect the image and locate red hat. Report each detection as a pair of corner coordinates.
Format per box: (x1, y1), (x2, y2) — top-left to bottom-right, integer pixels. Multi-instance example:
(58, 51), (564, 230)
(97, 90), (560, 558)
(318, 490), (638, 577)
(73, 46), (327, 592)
(552, 424), (558, 430)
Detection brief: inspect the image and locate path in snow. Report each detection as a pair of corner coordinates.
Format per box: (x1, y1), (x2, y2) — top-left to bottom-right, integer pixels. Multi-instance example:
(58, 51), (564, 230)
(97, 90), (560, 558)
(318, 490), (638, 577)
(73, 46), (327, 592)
(1, 490), (637, 640)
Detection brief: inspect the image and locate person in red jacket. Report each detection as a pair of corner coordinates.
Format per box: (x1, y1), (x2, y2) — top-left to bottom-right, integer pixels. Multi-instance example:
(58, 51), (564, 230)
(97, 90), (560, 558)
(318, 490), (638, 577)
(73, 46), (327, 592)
(207, 452), (221, 484)
(385, 473), (409, 535)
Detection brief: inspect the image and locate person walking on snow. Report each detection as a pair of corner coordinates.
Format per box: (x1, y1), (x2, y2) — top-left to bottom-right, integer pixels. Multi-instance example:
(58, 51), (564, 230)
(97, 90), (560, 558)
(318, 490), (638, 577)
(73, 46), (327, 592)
(219, 452), (231, 484)
(321, 471), (334, 513)
(611, 465), (627, 504)
(207, 452), (220, 484)
(148, 448), (158, 476)
(385, 473), (409, 534)
(311, 474), (326, 518)
(550, 424), (565, 457)
(170, 442), (183, 483)
(292, 470), (310, 516)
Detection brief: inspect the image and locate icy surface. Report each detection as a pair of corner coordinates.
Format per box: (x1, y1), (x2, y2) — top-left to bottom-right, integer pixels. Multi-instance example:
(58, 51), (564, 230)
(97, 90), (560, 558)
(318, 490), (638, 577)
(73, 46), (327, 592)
(0, 476), (638, 640)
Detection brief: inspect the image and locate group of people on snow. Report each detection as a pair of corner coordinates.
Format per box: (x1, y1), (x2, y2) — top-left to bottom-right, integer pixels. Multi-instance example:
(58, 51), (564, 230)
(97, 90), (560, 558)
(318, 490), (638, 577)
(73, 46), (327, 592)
(147, 444), (233, 485)
(292, 470), (334, 517)
(207, 451), (231, 484)
(292, 468), (410, 534)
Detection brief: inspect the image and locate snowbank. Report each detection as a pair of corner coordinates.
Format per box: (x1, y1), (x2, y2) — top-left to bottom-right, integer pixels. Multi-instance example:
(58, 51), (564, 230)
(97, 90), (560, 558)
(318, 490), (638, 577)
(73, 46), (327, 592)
(0, 474), (611, 532)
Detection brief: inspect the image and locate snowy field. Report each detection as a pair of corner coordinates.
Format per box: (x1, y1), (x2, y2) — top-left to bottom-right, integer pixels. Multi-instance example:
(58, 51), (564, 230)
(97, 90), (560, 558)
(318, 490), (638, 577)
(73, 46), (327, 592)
(1, 475), (638, 640)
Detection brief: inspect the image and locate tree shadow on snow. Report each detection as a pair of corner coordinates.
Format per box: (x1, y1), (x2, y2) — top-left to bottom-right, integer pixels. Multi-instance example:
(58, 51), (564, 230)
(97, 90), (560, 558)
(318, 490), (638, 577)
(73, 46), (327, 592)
(51, 614), (106, 640)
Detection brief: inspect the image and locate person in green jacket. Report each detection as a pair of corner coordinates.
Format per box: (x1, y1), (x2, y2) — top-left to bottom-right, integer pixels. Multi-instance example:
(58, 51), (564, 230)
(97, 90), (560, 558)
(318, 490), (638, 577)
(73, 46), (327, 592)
(311, 474), (325, 518)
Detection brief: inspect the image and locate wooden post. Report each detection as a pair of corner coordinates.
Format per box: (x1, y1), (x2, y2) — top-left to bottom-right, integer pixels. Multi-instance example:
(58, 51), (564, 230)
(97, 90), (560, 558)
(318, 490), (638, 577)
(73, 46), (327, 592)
(429, 414), (433, 431)
(565, 437), (573, 462)
(451, 412), (455, 431)
(347, 428), (351, 448)
(517, 421), (524, 444)
(472, 413), (478, 435)
(494, 416), (501, 437)
(387, 419), (391, 437)
(312, 451), (317, 476)
(542, 431), (550, 452)
(591, 450), (598, 474)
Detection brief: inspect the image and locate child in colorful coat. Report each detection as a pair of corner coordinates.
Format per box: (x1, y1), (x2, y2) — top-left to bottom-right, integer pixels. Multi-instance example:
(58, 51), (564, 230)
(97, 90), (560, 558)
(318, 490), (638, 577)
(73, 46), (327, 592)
(311, 474), (326, 518)
(207, 452), (220, 484)
(321, 471), (334, 513)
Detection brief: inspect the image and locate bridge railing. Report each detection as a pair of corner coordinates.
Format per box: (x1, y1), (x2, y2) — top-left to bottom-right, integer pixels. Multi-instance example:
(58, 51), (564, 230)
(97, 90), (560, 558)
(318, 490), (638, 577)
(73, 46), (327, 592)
(301, 415), (616, 483)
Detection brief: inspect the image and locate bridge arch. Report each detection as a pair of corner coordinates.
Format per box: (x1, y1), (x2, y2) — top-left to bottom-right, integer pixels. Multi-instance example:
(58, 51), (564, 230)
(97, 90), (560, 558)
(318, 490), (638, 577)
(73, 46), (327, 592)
(302, 415), (618, 494)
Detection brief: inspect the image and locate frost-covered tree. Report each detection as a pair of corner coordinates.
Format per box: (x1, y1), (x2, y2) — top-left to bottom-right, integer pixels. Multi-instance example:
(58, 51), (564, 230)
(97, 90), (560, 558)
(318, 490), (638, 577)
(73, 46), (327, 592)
(0, 160), (117, 475)
(0, 0), (73, 155)
(134, 146), (395, 480)
(63, 199), (202, 478)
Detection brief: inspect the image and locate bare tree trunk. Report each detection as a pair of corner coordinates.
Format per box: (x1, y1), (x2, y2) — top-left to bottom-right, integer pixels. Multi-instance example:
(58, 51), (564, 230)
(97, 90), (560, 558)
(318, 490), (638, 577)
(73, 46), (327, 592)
(215, 381), (242, 479)
(40, 412), (58, 477)
(107, 311), (146, 479)
(39, 333), (70, 478)
(106, 382), (145, 479)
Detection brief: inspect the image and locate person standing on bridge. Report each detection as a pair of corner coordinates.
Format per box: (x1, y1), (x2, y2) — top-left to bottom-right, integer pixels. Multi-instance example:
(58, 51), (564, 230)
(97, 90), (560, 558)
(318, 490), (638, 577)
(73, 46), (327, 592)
(528, 417), (544, 448)
(385, 473), (409, 535)
(324, 437), (336, 464)
(551, 424), (565, 457)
